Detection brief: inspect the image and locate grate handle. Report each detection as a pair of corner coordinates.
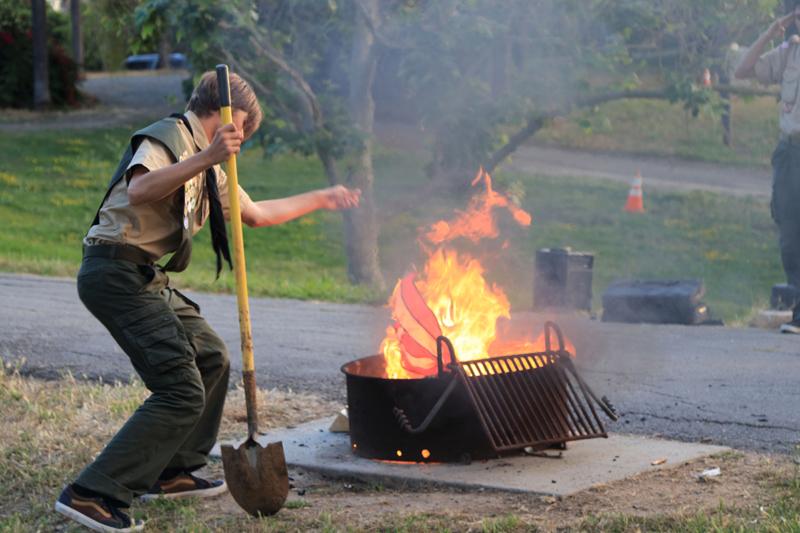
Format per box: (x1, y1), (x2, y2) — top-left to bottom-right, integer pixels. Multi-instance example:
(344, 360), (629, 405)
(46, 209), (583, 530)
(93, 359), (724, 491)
(544, 321), (566, 355)
(436, 335), (457, 377)
(392, 376), (459, 434)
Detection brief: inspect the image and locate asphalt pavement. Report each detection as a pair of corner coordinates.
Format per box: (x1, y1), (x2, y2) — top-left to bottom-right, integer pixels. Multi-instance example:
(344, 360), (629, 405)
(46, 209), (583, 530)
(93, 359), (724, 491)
(506, 144), (771, 198)
(1, 273), (798, 455)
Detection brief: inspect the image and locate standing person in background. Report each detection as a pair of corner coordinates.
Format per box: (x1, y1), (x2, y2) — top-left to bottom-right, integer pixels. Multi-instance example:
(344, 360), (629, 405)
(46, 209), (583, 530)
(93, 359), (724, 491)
(736, 1), (800, 333)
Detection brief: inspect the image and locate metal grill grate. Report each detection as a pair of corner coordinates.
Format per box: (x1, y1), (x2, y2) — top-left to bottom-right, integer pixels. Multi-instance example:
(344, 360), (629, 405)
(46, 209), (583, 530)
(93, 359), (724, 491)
(439, 322), (617, 452)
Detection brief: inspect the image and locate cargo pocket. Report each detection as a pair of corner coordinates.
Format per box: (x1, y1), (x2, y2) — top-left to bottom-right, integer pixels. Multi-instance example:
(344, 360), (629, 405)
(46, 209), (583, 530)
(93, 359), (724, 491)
(116, 301), (189, 371)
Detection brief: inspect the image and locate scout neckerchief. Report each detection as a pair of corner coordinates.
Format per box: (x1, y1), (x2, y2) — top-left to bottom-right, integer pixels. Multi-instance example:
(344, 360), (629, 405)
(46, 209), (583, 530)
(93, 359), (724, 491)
(170, 113), (232, 277)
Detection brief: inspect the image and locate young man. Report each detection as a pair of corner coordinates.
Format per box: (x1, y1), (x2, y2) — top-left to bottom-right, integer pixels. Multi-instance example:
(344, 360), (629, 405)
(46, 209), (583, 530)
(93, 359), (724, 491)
(55, 71), (360, 532)
(736, 1), (800, 333)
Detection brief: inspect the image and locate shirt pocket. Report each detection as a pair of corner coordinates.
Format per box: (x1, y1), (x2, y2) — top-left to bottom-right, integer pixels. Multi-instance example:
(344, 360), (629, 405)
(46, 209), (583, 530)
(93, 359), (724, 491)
(781, 67), (800, 111)
(116, 301), (189, 371)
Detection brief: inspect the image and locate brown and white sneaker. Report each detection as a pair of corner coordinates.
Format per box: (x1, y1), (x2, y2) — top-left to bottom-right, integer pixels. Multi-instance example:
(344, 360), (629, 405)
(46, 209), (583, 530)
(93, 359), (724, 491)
(55, 485), (144, 532)
(140, 472), (227, 502)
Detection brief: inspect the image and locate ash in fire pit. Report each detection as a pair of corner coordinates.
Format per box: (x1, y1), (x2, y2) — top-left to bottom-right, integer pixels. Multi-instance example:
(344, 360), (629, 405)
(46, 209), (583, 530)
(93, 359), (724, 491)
(342, 322), (617, 464)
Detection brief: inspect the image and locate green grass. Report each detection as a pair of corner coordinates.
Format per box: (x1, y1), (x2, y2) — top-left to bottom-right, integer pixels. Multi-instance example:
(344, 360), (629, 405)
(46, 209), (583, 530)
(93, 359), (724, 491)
(494, 171), (782, 322)
(0, 126), (382, 303)
(535, 96), (779, 167)
(0, 125), (785, 322)
(578, 488), (800, 532)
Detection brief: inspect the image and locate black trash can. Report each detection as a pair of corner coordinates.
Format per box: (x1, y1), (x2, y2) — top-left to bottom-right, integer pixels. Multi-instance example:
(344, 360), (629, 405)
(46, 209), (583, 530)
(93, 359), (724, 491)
(533, 248), (593, 311)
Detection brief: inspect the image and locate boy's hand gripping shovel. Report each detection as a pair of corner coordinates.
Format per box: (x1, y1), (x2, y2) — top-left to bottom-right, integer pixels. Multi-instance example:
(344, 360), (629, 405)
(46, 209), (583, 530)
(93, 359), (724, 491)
(216, 64), (289, 516)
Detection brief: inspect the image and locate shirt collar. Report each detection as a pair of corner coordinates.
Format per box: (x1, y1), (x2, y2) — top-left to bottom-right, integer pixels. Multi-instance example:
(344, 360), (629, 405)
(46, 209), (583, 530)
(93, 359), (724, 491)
(184, 110), (210, 150)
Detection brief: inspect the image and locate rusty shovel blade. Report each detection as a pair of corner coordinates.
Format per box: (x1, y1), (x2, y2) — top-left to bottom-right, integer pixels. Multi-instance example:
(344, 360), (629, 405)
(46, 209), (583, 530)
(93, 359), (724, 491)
(221, 438), (289, 517)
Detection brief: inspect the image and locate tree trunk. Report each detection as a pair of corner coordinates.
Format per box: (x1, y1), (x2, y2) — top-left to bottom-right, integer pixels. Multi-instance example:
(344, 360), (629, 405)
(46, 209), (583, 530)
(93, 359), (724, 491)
(158, 32), (170, 69)
(343, 0), (384, 289)
(32, 0), (50, 109)
(70, 0), (83, 75)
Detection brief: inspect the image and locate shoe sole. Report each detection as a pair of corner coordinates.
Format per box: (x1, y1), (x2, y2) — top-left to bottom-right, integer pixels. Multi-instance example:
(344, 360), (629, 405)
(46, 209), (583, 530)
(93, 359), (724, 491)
(140, 480), (228, 502)
(780, 325), (800, 334)
(54, 501), (144, 533)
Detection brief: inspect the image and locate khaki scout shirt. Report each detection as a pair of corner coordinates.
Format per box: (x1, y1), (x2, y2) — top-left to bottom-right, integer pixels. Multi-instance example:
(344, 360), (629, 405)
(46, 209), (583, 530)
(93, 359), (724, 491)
(755, 41), (800, 135)
(85, 111), (251, 261)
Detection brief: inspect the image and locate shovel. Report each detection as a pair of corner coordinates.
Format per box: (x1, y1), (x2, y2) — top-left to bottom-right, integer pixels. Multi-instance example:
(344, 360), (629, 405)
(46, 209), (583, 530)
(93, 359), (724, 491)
(216, 64), (289, 517)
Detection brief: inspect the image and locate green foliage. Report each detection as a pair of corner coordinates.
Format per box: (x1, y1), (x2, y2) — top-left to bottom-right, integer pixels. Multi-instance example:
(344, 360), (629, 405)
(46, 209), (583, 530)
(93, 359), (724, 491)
(133, 0), (361, 161)
(132, 0), (181, 56)
(602, 0), (781, 72)
(120, 0), (781, 187)
(383, 0), (779, 183)
(664, 77), (723, 118)
(0, 0), (80, 108)
(386, 0), (632, 176)
(81, 0), (141, 71)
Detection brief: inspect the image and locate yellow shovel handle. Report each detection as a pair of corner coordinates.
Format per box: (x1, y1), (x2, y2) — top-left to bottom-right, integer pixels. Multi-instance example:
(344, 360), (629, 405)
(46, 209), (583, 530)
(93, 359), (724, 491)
(216, 65), (258, 436)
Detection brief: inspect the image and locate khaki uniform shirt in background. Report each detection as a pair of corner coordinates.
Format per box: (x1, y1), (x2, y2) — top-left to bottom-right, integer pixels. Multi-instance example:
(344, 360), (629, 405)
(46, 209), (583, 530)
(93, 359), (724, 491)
(85, 111), (251, 262)
(755, 41), (800, 135)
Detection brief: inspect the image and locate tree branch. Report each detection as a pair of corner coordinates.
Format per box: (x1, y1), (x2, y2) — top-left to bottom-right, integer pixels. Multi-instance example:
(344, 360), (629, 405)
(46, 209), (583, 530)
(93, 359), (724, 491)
(245, 34), (324, 129)
(482, 84), (776, 174)
(484, 89), (668, 173)
(353, 0), (415, 50)
(220, 21), (342, 184)
(714, 83), (778, 97)
(221, 49), (307, 133)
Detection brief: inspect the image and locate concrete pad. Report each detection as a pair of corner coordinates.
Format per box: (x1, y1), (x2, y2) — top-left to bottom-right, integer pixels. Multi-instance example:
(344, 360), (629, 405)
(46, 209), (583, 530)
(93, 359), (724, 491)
(750, 309), (791, 330)
(212, 418), (729, 496)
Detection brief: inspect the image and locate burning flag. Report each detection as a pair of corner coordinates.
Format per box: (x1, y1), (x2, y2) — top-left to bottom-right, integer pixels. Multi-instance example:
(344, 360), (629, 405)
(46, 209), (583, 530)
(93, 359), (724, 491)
(388, 273), (446, 376)
(381, 169), (540, 379)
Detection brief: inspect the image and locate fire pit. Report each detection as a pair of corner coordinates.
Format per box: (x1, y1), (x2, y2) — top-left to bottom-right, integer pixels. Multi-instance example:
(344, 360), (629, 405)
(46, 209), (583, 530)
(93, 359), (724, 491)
(342, 322), (617, 463)
(345, 170), (617, 463)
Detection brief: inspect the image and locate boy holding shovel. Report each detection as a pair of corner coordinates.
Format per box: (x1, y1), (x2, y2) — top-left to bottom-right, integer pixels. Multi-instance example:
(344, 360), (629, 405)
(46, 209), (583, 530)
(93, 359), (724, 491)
(55, 71), (360, 532)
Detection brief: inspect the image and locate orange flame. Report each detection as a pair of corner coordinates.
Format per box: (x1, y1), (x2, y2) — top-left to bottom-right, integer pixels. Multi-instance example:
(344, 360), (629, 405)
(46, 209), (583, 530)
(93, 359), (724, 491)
(424, 168), (531, 246)
(490, 330), (576, 359)
(382, 169), (558, 379)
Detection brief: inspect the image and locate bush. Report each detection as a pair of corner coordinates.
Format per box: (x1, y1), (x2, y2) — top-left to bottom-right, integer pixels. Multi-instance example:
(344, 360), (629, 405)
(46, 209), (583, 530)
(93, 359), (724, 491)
(0, 1), (80, 108)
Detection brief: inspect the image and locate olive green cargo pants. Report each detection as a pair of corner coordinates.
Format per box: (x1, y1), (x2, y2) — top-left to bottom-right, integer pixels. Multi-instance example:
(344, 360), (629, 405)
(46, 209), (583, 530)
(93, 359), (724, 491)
(74, 256), (230, 506)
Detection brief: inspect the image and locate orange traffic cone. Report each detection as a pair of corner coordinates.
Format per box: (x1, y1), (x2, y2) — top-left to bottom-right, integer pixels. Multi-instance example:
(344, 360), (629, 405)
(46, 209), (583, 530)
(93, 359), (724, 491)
(624, 171), (645, 213)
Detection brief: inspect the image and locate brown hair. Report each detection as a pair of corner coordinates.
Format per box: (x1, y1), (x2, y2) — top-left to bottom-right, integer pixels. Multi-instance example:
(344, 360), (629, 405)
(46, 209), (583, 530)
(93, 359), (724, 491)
(187, 71), (263, 139)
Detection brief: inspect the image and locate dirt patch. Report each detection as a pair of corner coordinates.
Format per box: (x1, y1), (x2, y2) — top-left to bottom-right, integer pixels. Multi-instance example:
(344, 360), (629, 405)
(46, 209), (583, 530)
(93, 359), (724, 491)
(218, 385), (342, 441)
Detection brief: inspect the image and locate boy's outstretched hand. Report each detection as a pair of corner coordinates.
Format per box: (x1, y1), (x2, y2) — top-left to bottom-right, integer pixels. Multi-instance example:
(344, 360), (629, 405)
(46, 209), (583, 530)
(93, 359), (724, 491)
(318, 185), (361, 210)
